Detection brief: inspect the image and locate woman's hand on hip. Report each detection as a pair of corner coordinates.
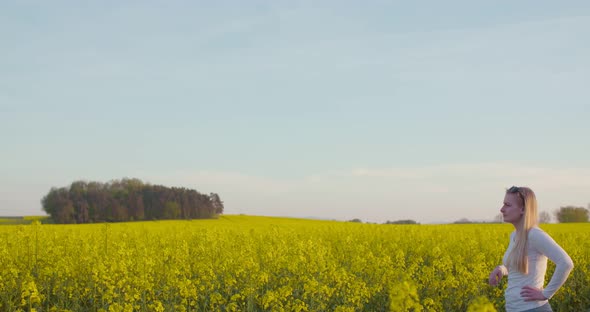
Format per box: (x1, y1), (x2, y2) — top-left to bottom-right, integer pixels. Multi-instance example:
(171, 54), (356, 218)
(521, 286), (547, 301)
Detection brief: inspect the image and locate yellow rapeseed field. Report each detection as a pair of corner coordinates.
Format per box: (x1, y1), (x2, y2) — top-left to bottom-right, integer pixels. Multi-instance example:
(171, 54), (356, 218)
(0, 215), (588, 311)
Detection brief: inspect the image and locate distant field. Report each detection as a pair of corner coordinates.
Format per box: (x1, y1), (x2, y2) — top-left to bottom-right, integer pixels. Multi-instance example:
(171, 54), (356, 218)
(0, 216), (50, 225)
(0, 215), (588, 311)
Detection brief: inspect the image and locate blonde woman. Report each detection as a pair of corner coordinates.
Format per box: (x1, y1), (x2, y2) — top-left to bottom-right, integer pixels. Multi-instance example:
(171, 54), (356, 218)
(488, 186), (574, 312)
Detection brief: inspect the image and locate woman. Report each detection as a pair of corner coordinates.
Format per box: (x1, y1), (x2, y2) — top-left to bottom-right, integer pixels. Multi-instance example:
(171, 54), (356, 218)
(488, 186), (574, 312)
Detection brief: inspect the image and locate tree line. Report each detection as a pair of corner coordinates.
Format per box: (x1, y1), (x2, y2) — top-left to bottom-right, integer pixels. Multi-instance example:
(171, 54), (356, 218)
(41, 178), (223, 224)
(349, 205), (589, 225)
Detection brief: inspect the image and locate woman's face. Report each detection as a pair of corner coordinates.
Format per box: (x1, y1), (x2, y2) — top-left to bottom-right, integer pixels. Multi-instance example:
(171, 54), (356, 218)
(501, 193), (524, 224)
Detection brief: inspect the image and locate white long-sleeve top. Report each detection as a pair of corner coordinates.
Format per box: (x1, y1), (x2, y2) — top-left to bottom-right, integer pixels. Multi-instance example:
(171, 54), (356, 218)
(499, 226), (574, 312)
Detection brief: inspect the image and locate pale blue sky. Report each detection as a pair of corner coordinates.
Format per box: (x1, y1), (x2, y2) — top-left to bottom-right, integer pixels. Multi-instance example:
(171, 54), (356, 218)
(1, 1), (589, 223)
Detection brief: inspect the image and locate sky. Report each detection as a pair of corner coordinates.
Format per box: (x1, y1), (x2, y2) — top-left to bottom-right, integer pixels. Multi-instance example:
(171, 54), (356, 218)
(1, 1), (589, 224)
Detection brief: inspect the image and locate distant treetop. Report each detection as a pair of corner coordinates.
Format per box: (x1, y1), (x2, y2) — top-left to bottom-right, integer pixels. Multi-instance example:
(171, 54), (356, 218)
(555, 206), (589, 223)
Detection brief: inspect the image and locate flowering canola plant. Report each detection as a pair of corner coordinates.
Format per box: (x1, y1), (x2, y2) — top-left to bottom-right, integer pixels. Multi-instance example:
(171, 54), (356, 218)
(0, 216), (588, 311)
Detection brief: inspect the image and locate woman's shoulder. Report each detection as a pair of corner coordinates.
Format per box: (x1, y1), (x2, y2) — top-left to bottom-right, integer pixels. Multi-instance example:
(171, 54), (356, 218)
(528, 226), (545, 236)
(528, 226), (553, 243)
(529, 226), (544, 233)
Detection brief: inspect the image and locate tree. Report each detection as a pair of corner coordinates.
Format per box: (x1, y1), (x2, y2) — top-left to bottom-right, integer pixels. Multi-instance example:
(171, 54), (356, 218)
(555, 206), (589, 223)
(70, 180), (89, 223)
(42, 187), (75, 223)
(539, 211), (552, 224)
(348, 218), (362, 223)
(210, 193), (224, 215)
(163, 201), (180, 219)
(385, 219), (419, 224)
(56, 200), (75, 224)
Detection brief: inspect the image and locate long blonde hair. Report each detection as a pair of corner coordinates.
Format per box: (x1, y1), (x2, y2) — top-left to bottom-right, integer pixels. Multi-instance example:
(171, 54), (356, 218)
(506, 186), (538, 274)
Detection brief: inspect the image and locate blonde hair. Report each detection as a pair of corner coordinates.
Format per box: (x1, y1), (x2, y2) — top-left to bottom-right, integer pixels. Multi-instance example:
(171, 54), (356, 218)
(506, 186), (538, 274)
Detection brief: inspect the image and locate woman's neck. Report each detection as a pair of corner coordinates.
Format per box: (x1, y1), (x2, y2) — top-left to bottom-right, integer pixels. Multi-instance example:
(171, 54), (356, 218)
(512, 219), (524, 233)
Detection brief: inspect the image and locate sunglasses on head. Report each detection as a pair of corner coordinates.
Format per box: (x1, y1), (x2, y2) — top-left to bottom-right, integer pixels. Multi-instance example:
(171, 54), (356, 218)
(507, 186), (525, 200)
(507, 186), (520, 192)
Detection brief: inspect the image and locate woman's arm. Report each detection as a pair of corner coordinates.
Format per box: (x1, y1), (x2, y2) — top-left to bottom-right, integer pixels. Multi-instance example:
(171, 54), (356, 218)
(530, 228), (574, 299)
